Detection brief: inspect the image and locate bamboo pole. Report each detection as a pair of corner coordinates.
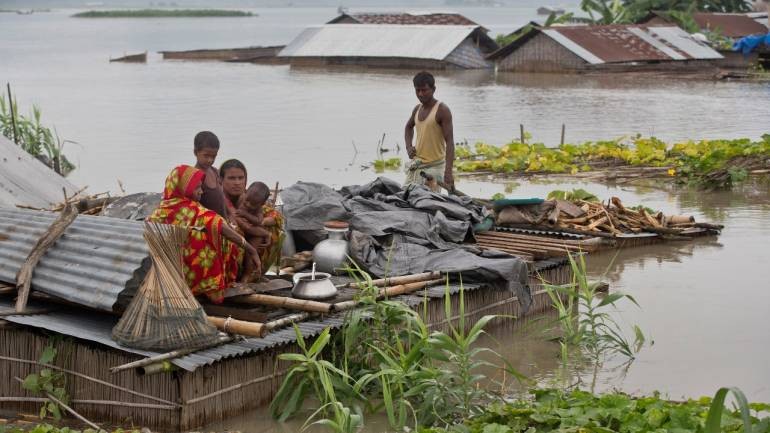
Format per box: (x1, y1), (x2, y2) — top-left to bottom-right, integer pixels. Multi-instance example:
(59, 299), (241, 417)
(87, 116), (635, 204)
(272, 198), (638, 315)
(229, 293), (333, 313)
(333, 278), (444, 312)
(109, 335), (233, 373)
(265, 312), (310, 331)
(477, 231), (605, 247)
(208, 316), (268, 338)
(339, 271), (441, 289)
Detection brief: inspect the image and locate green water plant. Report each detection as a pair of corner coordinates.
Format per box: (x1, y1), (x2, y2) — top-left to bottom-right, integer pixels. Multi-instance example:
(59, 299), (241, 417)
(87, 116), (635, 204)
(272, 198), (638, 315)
(456, 134), (770, 189)
(0, 94), (75, 176)
(420, 386), (770, 433)
(21, 343), (68, 420)
(543, 253), (645, 362)
(271, 267), (523, 431)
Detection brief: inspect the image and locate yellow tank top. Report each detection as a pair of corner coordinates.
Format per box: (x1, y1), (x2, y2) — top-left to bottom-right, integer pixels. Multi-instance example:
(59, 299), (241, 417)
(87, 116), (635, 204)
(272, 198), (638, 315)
(414, 101), (445, 164)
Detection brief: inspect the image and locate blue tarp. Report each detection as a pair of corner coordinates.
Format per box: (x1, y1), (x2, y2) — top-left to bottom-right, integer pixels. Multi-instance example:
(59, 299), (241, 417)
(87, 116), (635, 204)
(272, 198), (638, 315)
(733, 33), (770, 55)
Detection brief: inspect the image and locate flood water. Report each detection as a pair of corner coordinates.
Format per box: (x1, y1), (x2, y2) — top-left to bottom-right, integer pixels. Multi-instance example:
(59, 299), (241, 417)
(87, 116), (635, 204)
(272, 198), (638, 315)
(2, 4), (770, 431)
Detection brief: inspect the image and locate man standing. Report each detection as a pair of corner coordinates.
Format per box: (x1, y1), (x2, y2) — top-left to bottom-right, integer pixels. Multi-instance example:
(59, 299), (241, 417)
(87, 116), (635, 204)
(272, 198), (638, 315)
(404, 71), (455, 193)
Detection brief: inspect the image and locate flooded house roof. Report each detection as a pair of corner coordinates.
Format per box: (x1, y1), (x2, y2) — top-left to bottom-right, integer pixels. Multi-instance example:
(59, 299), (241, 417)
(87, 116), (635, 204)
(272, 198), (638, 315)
(327, 12), (480, 27)
(639, 11), (768, 38)
(0, 207), (149, 313)
(692, 12), (769, 37)
(279, 24), (497, 62)
(488, 24), (723, 64)
(0, 135), (79, 209)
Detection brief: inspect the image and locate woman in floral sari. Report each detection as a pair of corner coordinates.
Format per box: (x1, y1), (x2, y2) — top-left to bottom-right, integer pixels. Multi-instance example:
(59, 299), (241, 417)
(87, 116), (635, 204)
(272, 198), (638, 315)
(149, 165), (261, 303)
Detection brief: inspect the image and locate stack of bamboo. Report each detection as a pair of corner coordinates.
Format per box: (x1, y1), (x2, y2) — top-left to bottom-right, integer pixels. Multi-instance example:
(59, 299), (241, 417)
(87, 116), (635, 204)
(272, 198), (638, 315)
(475, 231), (603, 261)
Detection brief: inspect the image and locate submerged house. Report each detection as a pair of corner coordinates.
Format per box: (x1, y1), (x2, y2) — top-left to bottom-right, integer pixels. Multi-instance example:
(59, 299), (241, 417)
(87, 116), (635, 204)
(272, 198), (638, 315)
(638, 11), (770, 68)
(488, 24), (723, 73)
(639, 11), (768, 38)
(278, 24), (498, 69)
(327, 11), (482, 27)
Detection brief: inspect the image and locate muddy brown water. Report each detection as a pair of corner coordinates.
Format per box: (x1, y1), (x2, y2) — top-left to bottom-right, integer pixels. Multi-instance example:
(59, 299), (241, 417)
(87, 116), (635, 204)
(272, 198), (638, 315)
(2, 6), (770, 432)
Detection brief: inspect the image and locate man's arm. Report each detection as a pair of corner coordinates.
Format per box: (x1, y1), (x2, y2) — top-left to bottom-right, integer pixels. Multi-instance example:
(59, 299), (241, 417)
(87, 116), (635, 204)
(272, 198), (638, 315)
(404, 105), (419, 159)
(437, 104), (454, 190)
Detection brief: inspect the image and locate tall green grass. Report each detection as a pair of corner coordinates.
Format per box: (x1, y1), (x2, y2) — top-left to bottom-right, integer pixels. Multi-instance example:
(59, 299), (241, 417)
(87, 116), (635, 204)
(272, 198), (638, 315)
(270, 268), (523, 431)
(0, 94), (75, 176)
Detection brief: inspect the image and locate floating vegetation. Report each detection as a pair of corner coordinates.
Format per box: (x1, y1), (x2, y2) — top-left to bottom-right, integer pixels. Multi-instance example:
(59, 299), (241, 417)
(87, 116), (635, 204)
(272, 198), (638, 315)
(72, 9), (255, 18)
(456, 135), (770, 189)
(0, 94), (75, 176)
(422, 386), (770, 433)
(372, 157), (402, 173)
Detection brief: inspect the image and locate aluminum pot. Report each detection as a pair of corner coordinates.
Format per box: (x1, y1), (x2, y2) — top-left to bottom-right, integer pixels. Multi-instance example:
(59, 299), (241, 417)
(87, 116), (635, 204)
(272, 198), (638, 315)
(312, 221), (349, 275)
(291, 272), (338, 300)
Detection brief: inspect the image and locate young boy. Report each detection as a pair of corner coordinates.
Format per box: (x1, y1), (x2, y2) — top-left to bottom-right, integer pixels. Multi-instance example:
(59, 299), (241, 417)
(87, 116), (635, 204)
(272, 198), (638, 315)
(235, 182), (274, 282)
(193, 131), (228, 218)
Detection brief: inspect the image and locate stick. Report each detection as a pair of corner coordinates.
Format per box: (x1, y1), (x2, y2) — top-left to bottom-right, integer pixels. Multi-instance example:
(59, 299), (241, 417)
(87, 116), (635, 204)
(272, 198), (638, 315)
(520, 124), (525, 143)
(13, 377), (101, 431)
(7, 83), (19, 145)
(271, 182), (279, 206)
(561, 123), (565, 145)
(16, 200), (78, 312)
(109, 335), (233, 373)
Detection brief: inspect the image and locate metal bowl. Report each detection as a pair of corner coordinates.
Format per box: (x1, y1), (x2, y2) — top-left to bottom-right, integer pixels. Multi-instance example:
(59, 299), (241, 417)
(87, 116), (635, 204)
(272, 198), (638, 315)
(291, 272), (338, 300)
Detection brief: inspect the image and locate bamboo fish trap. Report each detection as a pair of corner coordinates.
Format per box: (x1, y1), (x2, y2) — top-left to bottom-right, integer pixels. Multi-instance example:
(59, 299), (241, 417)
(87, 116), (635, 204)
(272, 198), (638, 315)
(112, 222), (220, 351)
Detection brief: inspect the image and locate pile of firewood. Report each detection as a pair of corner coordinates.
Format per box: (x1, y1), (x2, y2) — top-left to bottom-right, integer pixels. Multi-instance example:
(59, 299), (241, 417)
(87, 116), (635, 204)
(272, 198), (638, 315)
(542, 197), (721, 237)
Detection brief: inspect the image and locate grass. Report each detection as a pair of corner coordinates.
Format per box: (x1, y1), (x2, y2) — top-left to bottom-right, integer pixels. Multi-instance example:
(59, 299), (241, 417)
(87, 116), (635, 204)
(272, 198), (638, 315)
(0, 93), (75, 176)
(270, 267), (521, 431)
(71, 9), (255, 18)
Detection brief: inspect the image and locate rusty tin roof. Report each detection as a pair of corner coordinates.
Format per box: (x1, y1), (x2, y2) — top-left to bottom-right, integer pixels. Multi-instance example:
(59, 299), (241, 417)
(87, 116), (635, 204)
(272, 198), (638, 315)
(693, 12), (769, 38)
(328, 12), (479, 26)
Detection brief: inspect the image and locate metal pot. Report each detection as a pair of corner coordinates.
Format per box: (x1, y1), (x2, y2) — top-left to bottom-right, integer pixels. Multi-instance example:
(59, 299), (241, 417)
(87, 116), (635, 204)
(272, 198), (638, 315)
(291, 272), (338, 300)
(312, 221), (349, 275)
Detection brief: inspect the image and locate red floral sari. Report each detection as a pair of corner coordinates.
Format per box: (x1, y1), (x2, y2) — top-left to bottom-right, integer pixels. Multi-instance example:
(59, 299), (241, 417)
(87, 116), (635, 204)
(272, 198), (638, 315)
(149, 165), (243, 303)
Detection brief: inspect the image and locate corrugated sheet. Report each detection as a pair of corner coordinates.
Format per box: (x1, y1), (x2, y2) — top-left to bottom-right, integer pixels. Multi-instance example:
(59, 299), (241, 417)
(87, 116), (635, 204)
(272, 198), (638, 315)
(2, 284), (488, 371)
(646, 26), (724, 59)
(279, 24), (480, 61)
(0, 207), (149, 312)
(331, 12), (479, 26)
(544, 25), (722, 63)
(542, 28), (605, 64)
(0, 135), (79, 209)
(693, 12), (769, 38)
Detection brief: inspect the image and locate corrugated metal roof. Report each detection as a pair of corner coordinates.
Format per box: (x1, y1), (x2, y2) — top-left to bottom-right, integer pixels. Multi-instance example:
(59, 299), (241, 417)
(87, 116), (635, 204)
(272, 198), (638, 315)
(329, 12), (479, 26)
(646, 26), (724, 59)
(693, 12), (769, 38)
(1, 281), (490, 371)
(543, 25), (722, 63)
(0, 207), (149, 312)
(279, 24), (481, 60)
(0, 135), (79, 209)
